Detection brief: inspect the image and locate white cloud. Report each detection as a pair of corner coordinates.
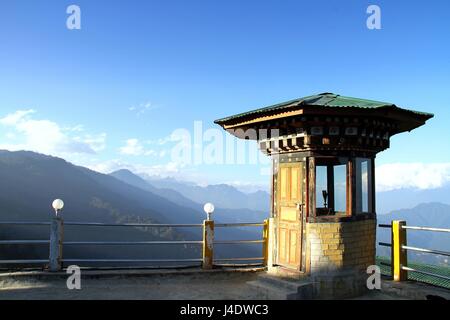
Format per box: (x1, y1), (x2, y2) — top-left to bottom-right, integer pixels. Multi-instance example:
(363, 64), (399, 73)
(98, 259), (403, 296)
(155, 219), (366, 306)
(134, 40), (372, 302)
(376, 163), (450, 192)
(128, 101), (159, 116)
(64, 124), (85, 132)
(87, 159), (185, 178)
(146, 132), (180, 146)
(0, 109), (35, 125)
(119, 138), (156, 156)
(0, 109), (106, 156)
(74, 133), (107, 152)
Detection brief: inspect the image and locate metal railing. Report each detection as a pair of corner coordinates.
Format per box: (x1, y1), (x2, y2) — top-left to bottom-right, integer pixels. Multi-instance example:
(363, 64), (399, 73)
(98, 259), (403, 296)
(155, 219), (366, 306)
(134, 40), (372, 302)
(0, 221), (51, 265)
(0, 217), (269, 271)
(378, 221), (450, 285)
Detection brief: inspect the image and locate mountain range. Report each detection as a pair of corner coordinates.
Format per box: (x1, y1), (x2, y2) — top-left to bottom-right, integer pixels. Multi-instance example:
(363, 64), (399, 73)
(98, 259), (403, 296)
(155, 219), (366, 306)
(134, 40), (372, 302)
(377, 186), (450, 215)
(0, 150), (264, 267)
(377, 202), (450, 266)
(0, 150), (448, 268)
(141, 172), (270, 213)
(110, 169), (269, 222)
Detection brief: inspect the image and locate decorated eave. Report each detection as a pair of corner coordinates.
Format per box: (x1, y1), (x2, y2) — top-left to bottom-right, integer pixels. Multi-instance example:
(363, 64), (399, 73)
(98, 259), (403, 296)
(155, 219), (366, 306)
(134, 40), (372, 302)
(214, 93), (433, 155)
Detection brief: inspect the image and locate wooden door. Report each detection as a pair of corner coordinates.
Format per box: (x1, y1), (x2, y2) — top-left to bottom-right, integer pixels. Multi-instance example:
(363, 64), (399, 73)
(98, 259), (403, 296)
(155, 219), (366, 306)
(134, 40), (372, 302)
(276, 162), (304, 270)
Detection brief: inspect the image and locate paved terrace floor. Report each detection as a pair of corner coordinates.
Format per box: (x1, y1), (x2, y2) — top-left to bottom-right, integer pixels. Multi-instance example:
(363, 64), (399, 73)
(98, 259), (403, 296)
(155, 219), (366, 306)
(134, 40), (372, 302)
(0, 268), (445, 300)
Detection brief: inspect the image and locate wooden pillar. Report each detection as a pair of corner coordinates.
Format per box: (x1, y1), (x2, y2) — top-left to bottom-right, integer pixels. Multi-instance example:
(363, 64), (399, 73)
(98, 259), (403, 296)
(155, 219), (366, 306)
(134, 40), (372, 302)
(271, 157), (277, 218)
(326, 165), (334, 211)
(202, 220), (214, 269)
(370, 157), (376, 214)
(262, 219), (269, 266)
(308, 157), (316, 219)
(392, 220), (408, 281)
(267, 217), (275, 270)
(346, 158), (356, 216)
(355, 159), (362, 213)
(49, 216), (64, 272)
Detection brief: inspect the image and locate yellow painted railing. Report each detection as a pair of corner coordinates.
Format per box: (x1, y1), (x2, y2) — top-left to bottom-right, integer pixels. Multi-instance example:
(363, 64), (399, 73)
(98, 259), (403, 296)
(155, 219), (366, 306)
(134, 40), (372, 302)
(379, 220), (450, 283)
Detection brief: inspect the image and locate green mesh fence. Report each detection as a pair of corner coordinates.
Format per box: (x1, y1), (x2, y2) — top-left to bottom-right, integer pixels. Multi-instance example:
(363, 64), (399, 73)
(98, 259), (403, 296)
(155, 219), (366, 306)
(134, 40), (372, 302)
(376, 256), (450, 290)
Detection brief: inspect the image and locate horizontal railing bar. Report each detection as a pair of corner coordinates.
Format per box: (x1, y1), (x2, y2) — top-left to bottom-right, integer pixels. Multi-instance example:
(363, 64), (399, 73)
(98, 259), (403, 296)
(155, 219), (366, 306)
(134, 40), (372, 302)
(378, 224), (391, 228)
(61, 259), (202, 263)
(214, 263), (263, 267)
(64, 222), (203, 227)
(378, 242), (392, 247)
(214, 257), (264, 261)
(402, 245), (450, 257)
(214, 240), (264, 244)
(0, 240), (49, 245)
(0, 221), (50, 226)
(402, 225), (450, 233)
(0, 260), (49, 264)
(379, 261), (391, 266)
(63, 241), (203, 245)
(402, 266), (450, 281)
(215, 223), (264, 227)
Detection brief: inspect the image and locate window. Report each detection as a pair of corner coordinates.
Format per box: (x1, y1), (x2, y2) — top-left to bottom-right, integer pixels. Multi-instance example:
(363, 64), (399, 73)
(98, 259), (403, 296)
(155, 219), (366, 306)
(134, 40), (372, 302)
(314, 158), (347, 216)
(355, 158), (373, 213)
(312, 157), (373, 217)
(315, 166), (328, 208)
(333, 164), (346, 213)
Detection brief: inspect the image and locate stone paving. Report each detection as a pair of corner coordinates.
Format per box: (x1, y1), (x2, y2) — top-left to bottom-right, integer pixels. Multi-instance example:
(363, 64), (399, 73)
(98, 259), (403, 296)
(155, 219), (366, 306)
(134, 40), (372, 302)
(0, 268), (446, 300)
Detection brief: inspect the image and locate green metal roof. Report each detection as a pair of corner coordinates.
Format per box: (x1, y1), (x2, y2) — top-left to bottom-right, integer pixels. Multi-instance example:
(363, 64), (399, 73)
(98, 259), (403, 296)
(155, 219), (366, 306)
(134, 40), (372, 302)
(214, 92), (434, 124)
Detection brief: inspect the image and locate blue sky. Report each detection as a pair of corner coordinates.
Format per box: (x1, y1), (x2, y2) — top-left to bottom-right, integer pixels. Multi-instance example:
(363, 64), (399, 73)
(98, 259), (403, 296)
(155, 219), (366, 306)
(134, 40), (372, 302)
(0, 0), (449, 191)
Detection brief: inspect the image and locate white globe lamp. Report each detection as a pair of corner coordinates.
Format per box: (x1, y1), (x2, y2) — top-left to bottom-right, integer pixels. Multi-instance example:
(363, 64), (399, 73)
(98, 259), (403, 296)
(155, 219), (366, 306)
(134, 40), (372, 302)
(203, 202), (215, 221)
(52, 199), (64, 216)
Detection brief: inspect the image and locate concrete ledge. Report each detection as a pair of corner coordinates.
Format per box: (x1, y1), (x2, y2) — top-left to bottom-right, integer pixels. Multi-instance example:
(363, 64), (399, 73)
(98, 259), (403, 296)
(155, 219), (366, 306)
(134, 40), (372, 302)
(381, 279), (450, 300)
(0, 268), (263, 300)
(0, 266), (265, 281)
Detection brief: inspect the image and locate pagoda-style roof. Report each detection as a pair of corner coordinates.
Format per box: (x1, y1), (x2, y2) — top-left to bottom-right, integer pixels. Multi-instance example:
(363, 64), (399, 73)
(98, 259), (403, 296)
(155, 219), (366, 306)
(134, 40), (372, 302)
(215, 93), (433, 135)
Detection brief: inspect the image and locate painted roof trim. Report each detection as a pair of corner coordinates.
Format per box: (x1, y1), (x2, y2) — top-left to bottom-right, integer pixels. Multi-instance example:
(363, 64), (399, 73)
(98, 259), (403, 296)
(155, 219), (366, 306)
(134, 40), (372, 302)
(214, 92), (434, 125)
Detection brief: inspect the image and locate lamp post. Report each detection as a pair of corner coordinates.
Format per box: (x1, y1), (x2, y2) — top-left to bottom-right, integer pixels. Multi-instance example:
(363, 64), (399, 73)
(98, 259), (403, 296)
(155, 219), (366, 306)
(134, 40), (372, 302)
(49, 199), (64, 272)
(202, 203), (215, 269)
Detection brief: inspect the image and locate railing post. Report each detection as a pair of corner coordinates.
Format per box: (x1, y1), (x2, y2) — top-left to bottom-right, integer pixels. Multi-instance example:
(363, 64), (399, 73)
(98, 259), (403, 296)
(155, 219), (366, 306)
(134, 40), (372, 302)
(49, 216), (64, 272)
(267, 217), (275, 269)
(391, 220), (407, 281)
(202, 219), (214, 269)
(262, 219), (269, 266)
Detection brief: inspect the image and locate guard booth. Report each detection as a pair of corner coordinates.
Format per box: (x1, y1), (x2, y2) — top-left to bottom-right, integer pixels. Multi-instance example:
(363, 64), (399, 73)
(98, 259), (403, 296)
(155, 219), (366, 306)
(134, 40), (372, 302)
(215, 93), (433, 298)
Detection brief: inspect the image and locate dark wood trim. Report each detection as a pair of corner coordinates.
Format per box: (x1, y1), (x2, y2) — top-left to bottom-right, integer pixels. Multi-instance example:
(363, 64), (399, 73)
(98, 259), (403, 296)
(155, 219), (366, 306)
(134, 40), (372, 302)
(307, 212), (376, 223)
(346, 159), (356, 217)
(270, 157), (276, 218)
(308, 157), (316, 219)
(305, 158), (309, 219)
(274, 149), (378, 160)
(370, 157), (376, 214)
(301, 161), (307, 273)
(326, 165), (335, 212)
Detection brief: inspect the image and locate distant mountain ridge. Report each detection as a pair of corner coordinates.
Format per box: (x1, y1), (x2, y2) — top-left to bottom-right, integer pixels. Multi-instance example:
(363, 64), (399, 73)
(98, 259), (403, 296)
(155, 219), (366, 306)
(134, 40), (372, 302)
(0, 150), (260, 265)
(377, 202), (450, 266)
(377, 186), (450, 215)
(110, 169), (269, 223)
(140, 173), (270, 213)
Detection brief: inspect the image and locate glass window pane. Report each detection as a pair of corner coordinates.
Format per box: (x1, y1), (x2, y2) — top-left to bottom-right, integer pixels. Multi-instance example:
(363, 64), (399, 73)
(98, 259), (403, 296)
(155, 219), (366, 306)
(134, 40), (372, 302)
(361, 160), (368, 212)
(334, 165), (346, 212)
(355, 158), (372, 213)
(316, 166), (327, 208)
